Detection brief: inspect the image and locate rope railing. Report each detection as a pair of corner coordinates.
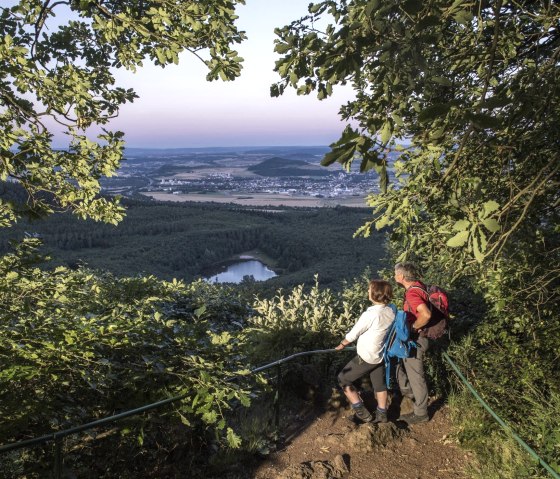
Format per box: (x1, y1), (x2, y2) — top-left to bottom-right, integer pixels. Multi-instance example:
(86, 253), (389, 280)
(1, 348), (558, 479)
(0, 347), (345, 478)
(442, 352), (560, 479)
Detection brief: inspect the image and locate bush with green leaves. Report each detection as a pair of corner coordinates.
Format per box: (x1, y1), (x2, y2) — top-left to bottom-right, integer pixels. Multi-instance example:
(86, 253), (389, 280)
(448, 383), (560, 479)
(0, 239), (260, 475)
(247, 274), (371, 364)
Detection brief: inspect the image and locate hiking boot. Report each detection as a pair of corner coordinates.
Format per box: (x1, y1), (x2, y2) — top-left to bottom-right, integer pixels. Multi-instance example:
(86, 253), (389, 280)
(372, 409), (388, 424)
(352, 404), (373, 423)
(403, 413), (429, 425)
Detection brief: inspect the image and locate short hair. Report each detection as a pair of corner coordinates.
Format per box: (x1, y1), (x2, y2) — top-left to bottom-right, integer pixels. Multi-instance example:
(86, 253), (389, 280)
(369, 279), (393, 304)
(394, 262), (420, 282)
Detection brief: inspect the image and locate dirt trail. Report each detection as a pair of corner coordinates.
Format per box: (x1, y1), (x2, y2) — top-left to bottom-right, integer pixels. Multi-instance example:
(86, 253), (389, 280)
(252, 395), (474, 479)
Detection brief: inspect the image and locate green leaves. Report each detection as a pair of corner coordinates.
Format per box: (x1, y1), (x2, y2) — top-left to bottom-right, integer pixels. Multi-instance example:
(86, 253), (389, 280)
(444, 199), (501, 262)
(379, 121), (392, 145)
(227, 427), (242, 448)
(482, 200), (500, 217)
(447, 230), (470, 247)
(1, 0), (247, 227)
(401, 0), (423, 16)
(482, 218), (500, 233)
(0, 240), (256, 450)
(418, 103), (452, 124)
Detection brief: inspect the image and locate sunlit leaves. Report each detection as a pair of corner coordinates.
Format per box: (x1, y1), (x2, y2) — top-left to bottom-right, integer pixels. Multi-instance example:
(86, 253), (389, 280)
(272, 0), (559, 278)
(447, 230), (470, 248)
(227, 427), (242, 448)
(0, 240), (255, 447)
(250, 274), (361, 338)
(0, 0), (247, 226)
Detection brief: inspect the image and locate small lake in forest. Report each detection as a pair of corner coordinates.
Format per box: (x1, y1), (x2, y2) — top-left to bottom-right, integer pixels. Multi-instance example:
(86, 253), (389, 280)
(204, 259), (277, 284)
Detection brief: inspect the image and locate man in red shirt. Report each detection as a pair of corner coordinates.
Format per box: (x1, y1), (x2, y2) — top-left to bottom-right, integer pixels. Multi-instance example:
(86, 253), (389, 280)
(394, 262), (431, 424)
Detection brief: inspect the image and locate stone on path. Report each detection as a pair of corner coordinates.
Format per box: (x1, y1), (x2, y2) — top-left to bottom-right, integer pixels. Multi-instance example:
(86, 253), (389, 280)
(277, 454), (348, 479)
(344, 422), (404, 452)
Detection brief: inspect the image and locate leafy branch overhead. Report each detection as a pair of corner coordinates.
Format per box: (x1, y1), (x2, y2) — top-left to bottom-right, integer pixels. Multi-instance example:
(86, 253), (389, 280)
(0, 0), (246, 226)
(271, 0), (560, 271)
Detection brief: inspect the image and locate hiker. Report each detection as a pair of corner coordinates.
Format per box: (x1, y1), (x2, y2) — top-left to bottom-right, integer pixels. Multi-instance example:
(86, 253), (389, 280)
(393, 262), (431, 424)
(335, 279), (395, 424)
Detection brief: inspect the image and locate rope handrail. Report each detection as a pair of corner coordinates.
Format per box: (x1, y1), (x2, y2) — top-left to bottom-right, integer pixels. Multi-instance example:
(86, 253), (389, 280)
(0, 347), (344, 455)
(442, 352), (560, 479)
(1, 348), (558, 479)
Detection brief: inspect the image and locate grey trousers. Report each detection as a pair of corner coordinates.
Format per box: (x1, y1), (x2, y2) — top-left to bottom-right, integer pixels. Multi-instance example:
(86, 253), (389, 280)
(396, 336), (430, 416)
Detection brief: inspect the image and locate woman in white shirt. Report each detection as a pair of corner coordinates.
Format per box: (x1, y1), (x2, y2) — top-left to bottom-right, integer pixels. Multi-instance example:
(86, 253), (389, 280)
(335, 279), (395, 423)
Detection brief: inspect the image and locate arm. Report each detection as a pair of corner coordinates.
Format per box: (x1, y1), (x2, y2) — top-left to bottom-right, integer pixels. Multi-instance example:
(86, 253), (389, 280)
(335, 311), (371, 350)
(335, 338), (350, 351)
(412, 302), (432, 331)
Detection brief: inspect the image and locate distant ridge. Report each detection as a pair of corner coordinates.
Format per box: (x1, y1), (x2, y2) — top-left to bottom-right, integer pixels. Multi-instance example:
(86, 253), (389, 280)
(248, 157), (331, 177)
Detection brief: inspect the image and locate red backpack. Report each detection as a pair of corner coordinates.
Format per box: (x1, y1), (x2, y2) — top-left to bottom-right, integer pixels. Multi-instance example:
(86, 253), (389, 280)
(408, 285), (450, 340)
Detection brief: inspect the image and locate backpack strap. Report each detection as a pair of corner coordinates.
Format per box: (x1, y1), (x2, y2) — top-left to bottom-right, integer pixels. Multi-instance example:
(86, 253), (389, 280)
(409, 285), (449, 339)
(384, 304), (398, 387)
(384, 323), (395, 387)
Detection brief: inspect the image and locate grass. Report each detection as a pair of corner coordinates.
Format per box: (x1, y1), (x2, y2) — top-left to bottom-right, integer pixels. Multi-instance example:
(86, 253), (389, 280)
(447, 388), (551, 479)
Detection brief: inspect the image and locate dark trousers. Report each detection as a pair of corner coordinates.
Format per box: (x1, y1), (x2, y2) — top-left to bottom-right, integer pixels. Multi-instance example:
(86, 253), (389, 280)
(337, 355), (386, 393)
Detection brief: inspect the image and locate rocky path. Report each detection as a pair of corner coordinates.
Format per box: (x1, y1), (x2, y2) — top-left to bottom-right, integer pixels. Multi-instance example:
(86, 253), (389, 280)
(252, 394), (474, 479)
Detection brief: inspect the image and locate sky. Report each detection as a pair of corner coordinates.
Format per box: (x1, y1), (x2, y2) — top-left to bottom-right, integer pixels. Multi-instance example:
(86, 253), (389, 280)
(78, 1), (355, 149)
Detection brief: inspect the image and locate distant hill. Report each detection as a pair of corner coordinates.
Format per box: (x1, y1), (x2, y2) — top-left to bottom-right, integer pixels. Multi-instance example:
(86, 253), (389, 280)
(153, 164), (195, 176)
(123, 146), (331, 166)
(248, 157), (332, 177)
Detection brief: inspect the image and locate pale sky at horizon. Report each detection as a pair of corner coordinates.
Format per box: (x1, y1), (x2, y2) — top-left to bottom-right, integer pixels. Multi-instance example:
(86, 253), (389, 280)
(55, 1), (356, 149)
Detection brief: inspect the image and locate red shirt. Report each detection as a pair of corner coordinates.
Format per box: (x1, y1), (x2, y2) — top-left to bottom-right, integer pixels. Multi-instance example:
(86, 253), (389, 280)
(404, 281), (429, 324)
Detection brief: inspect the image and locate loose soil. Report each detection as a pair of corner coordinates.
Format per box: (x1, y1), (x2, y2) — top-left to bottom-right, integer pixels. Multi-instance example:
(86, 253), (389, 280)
(252, 394), (473, 479)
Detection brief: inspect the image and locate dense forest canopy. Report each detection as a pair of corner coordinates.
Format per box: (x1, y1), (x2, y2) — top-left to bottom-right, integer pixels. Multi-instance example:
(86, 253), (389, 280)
(0, 196), (388, 289)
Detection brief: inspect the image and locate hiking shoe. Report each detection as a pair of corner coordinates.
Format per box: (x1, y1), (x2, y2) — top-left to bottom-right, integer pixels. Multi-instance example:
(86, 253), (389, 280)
(372, 409), (388, 424)
(352, 404), (373, 423)
(403, 413), (429, 425)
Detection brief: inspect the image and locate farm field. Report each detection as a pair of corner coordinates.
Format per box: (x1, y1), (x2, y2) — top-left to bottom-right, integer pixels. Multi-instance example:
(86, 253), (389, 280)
(143, 191), (368, 208)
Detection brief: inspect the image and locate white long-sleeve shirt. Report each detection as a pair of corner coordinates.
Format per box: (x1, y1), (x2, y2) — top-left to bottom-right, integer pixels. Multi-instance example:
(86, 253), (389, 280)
(345, 304), (395, 365)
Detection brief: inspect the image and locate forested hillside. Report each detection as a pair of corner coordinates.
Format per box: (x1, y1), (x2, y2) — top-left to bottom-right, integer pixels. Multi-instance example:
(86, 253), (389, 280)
(0, 194), (387, 290)
(247, 157), (331, 177)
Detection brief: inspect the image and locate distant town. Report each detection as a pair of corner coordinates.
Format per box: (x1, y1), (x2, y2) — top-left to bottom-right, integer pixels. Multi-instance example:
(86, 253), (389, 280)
(101, 146), (397, 208)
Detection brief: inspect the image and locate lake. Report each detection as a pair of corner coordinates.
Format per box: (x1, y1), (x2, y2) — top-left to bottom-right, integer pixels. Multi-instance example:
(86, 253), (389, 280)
(204, 259), (277, 284)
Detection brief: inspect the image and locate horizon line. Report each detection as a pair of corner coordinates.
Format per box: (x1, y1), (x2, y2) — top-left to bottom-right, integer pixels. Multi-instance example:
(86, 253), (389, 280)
(123, 145), (331, 150)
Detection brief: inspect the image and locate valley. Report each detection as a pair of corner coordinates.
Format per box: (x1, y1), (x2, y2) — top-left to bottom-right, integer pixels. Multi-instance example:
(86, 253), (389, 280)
(101, 146), (397, 207)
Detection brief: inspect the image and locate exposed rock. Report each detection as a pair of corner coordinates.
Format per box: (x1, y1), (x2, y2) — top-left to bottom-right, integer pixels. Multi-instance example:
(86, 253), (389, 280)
(345, 422), (404, 452)
(277, 454), (348, 479)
